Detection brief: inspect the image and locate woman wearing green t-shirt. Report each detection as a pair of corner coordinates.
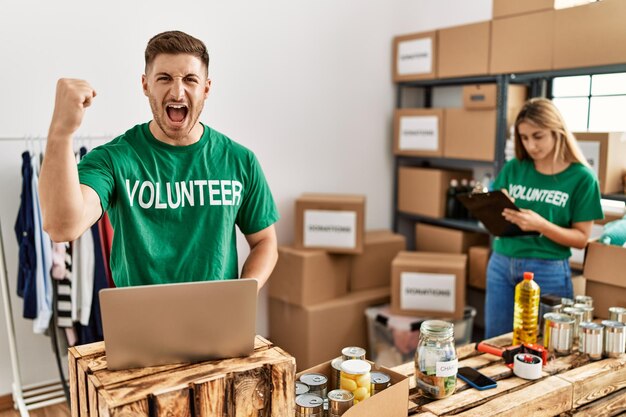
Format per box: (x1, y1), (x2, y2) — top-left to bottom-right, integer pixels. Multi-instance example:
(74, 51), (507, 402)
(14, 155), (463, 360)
(485, 98), (603, 338)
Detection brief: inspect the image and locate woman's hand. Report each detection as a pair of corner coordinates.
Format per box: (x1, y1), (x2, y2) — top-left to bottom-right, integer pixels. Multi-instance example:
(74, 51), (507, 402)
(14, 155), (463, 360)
(502, 208), (548, 233)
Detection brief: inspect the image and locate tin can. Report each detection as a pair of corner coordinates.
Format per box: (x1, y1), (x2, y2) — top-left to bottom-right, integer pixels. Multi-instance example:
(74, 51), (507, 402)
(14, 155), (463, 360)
(562, 307), (584, 342)
(561, 298), (575, 308)
(331, 357), (343, 391)
(327, 389), (353, 416)
(574, 295), (593, 307)
(573, 303), (594, 323)
(579, 322), (603, 361)
(543, 313), (575, 356)
(602, 320), (626, 358)
(609, 307), (626, 324)
(299, 373), (328, 398)
(340, 359), (371, 404)
(295, 394), (324, 417)
(539, 295), (562, 337)
(370, 371), (391, 395)
(296, 382), (310, 396)
(341, 346), (366, 361)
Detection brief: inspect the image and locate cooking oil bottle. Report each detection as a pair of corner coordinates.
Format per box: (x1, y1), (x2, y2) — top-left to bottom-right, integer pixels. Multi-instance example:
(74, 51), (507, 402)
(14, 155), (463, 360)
(512, 272), (541, 345)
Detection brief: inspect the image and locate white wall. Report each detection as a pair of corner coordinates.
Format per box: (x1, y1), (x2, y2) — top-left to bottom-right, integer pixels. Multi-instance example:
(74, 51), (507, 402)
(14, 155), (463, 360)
(0, 0), (492, 397)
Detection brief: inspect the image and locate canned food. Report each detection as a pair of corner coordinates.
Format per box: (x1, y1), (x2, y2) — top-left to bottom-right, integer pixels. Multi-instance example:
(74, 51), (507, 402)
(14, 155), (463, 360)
(602, 320), (626, 358)
(295, 394), (324, 417)
(561, 298), (575, 308)
(340, 359), (371, 405)
(543, 313), (575, 356)
(562, 307), (584, 342)
(579, 322), (603, 361)
(370, 371), (391, 395)
(296, 382), (309, 396)
(299, 373), (328, 398)
(539, 295), (562, 337)
(327, 389), (353, 416)
(573, 303), (594, 323)
(609, 307), (626, 324)
(574, 295), (593, 307)
(341, 346), (366, 361)
(331, 357), (344, 391)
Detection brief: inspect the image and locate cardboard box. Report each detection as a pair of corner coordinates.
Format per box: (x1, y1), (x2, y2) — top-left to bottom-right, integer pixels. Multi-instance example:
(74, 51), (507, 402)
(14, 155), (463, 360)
(295, 194), (365, 254)
(443, 108), (497, 161)
(393, 31), (437, 82)
(268, 246), (350, 306)
(462, 84), (528, 119)
(554, 0), (626, 70)
(391, 251), (467, 319)
(570, 224), (604, 270)
(575, 132), (626, 194)
(469, 246), (491, 290)
(585, 280), (626, 319)
(492, 0), (554, 18)
(296, 360), (409, 417)
(393, 108), (445, 157)
(397, 166), (472, 218)
(437, 21), (490, 78)
(583, 241), (626, 288)
(269, 287), (390, 370)
(415, 223), (490, 254)
(571, 274), (586, 298)
(490, 10), (554, 74)
(349, 230), (406, 292)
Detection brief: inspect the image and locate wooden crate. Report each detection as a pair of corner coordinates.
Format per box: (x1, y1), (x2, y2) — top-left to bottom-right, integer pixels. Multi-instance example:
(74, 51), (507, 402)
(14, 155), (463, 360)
(68, 335), (295, 417)
(394, 333), (626, 416)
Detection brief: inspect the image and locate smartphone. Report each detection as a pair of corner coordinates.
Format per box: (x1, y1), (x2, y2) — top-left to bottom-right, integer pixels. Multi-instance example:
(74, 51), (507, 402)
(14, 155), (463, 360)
(457, 366), (497, 390)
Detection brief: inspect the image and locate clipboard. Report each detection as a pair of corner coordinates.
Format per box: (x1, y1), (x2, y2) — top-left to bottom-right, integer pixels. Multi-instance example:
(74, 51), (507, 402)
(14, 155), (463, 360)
(456, 190), (540, 237)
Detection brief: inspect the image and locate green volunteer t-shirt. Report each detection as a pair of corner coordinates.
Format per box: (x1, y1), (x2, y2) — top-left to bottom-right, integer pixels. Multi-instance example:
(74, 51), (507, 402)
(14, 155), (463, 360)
(78, 122), (279, 287)
(492, 158), (603, 260)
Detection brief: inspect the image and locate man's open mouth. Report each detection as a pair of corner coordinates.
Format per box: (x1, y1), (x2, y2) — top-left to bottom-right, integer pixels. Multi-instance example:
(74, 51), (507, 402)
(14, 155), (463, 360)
(166, 103), (188, 123)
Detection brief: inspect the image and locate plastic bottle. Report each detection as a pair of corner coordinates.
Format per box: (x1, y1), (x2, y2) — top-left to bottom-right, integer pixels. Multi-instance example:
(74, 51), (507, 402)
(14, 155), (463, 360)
(445, 179), (459, 218)
(512, 272), (541, 345)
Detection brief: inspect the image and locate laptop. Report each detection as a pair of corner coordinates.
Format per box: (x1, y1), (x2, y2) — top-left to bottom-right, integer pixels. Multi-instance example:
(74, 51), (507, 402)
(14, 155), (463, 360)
(99, 279), (258, 370)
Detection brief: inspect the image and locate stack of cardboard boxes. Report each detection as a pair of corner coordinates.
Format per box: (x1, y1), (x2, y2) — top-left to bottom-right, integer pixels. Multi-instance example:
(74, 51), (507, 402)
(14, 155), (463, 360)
(269, 194), (406, 369)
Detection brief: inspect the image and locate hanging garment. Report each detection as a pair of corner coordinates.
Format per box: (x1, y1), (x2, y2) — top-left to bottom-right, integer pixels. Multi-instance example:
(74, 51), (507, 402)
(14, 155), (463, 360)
(51, 242), (73, 328)
(14, 151), (37, 319)
(97, 213), (114, 288)
(31, 158), (52, 334)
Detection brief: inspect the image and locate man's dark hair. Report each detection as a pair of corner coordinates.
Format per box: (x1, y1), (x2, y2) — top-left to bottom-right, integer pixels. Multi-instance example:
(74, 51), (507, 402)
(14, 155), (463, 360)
(145, 30), (209, 74)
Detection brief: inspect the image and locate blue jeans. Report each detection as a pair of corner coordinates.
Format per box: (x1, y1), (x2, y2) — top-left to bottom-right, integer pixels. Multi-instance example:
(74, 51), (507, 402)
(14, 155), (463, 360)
(484, 252), (573, 339)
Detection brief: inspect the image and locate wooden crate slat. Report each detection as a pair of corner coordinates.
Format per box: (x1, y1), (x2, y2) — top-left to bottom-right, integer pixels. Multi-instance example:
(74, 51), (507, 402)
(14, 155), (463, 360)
(109, 399), (149, 417)
(87, 375), (100, 417)
(69, 347), (80, 417)
(556, 355), (626, 408)
(228, 366), (272, 417)
(152, 385), (192, 417)
(73, 341), (105, 358)
(78, 360), (91, 417)
(452, 376), (572, 417)
(567, 387), (626, 417)
(270, 358), (296, 417)
(194, 377), (226, 417)
(98, 390), (113, 417)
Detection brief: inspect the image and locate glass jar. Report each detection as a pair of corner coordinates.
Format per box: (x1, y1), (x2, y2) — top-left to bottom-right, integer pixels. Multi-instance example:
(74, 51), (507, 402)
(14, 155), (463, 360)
(340, 359), (371, 405)
(414, 320), (457, 399)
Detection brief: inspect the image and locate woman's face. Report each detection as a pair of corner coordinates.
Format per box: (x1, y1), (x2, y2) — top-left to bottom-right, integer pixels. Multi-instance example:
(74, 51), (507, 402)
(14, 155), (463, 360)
(518, 121), (557, 163)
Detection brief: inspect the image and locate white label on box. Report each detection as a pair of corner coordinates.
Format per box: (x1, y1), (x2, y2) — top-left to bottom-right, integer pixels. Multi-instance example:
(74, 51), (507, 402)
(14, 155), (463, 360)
(436, 359), (458, 377)
(399, 115), (439, 151)
(579, 141), (600, 178)
(303, 210), (357, 248)
(397, 38), (432, 75)
(400, 272), (455, 313)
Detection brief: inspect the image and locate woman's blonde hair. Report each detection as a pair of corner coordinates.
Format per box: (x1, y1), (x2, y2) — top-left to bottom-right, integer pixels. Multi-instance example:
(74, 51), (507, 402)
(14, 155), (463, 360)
(514, 98), (589, 167)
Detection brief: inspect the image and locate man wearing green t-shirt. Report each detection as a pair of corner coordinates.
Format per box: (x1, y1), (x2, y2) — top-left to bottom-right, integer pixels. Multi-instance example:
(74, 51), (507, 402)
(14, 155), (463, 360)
(39, 31), (279, 289)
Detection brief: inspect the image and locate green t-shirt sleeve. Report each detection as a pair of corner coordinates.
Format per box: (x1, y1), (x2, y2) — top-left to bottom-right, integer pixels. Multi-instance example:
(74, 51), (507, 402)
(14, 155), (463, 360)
(236, 153), (279, 234)
(571, 166), (604, 223)
(77, 147), (115, 212)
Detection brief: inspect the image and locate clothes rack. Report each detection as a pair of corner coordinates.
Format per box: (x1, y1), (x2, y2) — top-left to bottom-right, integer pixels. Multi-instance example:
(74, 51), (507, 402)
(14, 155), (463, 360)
(0, 135), (111, 415)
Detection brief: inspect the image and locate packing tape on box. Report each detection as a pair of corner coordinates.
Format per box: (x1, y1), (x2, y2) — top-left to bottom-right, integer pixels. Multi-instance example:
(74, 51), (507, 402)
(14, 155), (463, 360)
(513, 353), (542, 380)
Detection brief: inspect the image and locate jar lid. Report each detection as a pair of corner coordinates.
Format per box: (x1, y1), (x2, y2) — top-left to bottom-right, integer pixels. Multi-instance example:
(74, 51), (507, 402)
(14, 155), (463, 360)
(340, 359), (371, 375)
(420, 320), (454, 338)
